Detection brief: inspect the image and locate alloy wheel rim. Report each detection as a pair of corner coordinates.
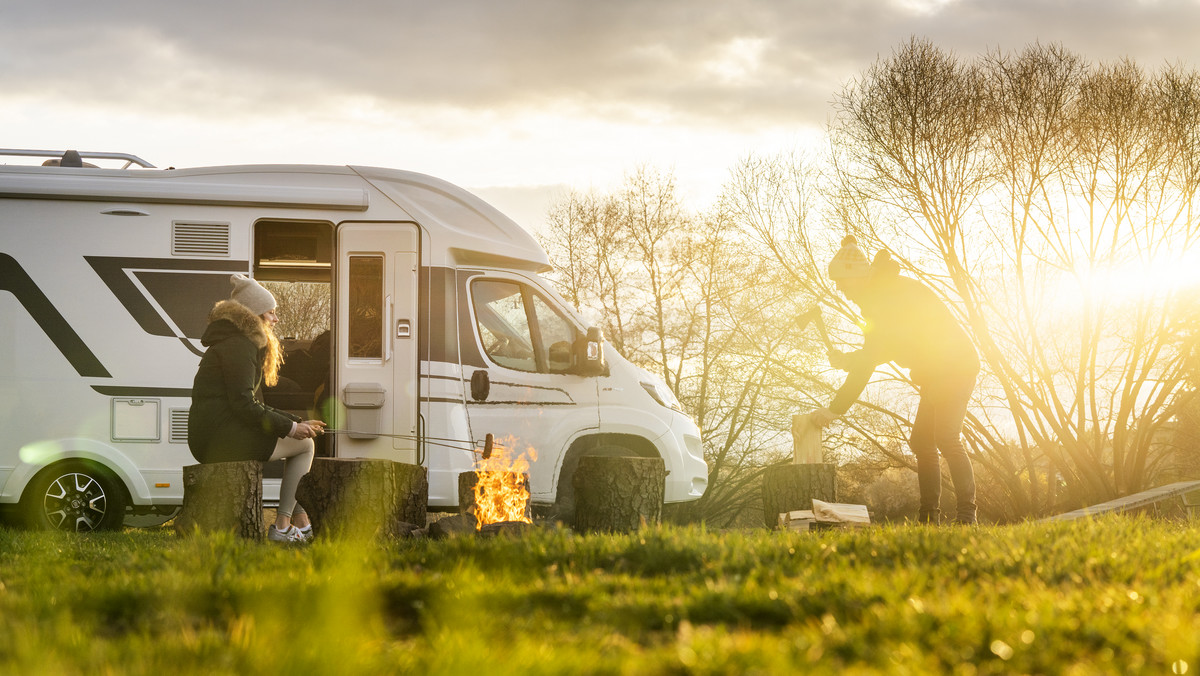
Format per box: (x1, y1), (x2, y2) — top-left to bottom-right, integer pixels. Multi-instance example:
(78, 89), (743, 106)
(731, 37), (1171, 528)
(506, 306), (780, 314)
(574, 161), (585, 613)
(42, 472), (107, 531)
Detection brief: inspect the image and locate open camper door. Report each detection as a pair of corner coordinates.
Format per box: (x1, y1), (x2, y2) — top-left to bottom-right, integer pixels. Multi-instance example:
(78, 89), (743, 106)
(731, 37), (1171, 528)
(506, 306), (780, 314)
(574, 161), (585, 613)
(334, 222), (419, 464)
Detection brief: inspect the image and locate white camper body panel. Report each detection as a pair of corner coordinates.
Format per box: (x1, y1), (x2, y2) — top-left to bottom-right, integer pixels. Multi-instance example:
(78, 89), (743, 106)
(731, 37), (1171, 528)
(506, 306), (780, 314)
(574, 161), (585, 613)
(0, 159), (708, 525)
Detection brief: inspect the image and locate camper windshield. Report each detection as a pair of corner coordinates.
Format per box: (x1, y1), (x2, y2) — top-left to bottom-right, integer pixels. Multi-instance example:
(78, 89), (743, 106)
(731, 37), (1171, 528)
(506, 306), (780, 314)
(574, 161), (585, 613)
(471, 279), (576, 374)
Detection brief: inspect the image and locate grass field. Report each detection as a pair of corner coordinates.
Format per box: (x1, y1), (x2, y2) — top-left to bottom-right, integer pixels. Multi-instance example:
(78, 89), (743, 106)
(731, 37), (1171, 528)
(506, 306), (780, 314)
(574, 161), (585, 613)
(1, 517), (1198, 675)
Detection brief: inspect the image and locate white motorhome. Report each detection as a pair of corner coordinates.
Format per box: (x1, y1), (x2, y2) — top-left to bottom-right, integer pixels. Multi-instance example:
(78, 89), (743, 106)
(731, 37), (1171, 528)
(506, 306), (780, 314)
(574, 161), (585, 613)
(0, 149), (707, 531)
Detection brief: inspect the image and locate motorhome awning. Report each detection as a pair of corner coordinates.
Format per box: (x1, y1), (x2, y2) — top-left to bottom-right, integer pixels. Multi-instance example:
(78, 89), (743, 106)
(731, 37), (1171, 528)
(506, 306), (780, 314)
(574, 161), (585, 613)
(0, 174), (370, 211)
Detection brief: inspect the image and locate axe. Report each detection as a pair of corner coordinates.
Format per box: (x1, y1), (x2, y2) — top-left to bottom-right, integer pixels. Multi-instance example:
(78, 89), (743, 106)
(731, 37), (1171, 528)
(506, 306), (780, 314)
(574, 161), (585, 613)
(797, 306), (834, 352)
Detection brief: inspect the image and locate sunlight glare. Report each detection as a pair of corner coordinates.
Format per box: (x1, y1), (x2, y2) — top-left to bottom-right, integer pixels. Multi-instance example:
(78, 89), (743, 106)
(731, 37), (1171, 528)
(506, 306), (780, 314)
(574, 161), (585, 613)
(1052, 254), (1200, 308)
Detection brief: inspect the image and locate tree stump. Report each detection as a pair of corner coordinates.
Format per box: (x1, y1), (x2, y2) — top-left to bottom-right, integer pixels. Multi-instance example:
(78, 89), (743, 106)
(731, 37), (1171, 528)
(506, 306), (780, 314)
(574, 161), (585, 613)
(297, 458), (426, 539)
(572, 456), (666, 533)
(458, 471), (532, 526)
(174, 461), (264, 540)
(762, 463), (837, 528)
(392, 462), (429, 528)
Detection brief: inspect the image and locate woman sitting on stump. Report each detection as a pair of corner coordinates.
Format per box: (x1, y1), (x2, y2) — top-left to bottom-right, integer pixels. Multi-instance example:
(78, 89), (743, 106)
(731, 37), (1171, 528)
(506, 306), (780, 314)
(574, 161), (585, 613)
(188, 274), (325, 542)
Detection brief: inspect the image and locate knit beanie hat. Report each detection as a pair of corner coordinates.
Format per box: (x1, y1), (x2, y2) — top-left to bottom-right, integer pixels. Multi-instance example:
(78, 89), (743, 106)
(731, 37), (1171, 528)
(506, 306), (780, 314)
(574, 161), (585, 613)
(230, 274), (277, 316)
(828, 235), (871, 280)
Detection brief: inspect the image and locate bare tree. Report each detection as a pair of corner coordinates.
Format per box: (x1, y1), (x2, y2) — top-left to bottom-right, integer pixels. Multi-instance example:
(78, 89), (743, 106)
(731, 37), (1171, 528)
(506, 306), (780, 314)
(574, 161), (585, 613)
(540, 41), (1200, 521)
(821, 39), (1200, 516)
(262, 281), (331, 342)
(541, 168), (802, 525)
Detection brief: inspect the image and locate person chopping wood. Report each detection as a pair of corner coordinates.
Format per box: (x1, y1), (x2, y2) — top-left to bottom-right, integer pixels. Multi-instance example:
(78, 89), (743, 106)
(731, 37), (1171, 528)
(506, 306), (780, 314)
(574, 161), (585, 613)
(810, 236), (979, 524)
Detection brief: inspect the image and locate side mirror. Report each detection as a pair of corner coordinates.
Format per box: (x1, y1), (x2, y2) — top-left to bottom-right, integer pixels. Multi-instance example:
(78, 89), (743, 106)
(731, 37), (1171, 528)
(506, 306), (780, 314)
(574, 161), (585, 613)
(470, 369), (490, 401)
(574, 326), (608, 377)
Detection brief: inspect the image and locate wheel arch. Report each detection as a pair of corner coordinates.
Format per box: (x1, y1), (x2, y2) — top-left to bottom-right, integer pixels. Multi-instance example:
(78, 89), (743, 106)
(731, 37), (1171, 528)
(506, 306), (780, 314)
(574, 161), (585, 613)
(551, 433), (659, 492)
(4, 439), (146, 508)
(539, 432), (663, 519)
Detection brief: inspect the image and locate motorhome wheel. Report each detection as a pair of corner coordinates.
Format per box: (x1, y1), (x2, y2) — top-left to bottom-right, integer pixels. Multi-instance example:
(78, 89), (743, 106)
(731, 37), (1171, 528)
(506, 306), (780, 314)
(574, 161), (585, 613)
(22, 461), (128, 532)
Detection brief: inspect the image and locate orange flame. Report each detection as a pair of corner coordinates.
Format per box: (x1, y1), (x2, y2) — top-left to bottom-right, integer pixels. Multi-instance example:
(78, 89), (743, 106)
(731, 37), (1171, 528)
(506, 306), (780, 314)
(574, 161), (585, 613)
(472, 438), (537, 529)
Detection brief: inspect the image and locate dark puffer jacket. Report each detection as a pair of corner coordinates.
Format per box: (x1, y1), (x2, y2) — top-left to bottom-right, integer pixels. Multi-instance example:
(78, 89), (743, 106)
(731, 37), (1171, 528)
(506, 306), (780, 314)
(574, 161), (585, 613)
(829, 255), (979, 415)
(187, 300), (300, 463)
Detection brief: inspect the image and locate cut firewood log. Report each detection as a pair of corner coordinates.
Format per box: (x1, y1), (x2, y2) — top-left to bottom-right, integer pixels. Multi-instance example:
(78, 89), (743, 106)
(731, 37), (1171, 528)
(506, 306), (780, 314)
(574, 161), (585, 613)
(174, 461), (264, 540)
(791, 413), (823, 464)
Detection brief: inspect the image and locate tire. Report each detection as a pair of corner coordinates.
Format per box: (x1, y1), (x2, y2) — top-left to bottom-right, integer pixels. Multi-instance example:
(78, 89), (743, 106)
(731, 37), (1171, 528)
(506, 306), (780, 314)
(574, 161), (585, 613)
(550, 443), (633, 524)
(22, 460), (128, 532)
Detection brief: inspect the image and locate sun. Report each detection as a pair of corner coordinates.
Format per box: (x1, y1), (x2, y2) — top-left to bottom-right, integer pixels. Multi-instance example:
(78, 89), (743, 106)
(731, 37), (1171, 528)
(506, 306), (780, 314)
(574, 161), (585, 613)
(1071, 256), (1200, 304)
(1041, 250), (1200, 325)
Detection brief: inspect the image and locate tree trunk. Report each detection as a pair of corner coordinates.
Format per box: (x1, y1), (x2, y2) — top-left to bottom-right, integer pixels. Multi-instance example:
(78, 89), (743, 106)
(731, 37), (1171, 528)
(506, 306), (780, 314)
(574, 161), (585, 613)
(175, 461), (264, 540)
(762, 463), (837, 528)
(572, 456), (666, 533)
(297, 458), (425, 539)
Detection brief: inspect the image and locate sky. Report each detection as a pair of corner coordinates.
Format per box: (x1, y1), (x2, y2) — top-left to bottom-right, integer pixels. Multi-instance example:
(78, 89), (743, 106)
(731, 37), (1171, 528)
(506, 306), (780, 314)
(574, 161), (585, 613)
(4, 0), (1200, 232)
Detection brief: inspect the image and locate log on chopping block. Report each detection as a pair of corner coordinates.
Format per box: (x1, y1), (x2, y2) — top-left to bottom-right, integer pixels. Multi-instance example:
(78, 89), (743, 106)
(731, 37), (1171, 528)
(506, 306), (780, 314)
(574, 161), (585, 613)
(297, 457), (428, 539)
(572, 455), (666, 533)
(791, 413), (823, 464)
(762, 463), (838, 529)
(174, 461), (265, 540)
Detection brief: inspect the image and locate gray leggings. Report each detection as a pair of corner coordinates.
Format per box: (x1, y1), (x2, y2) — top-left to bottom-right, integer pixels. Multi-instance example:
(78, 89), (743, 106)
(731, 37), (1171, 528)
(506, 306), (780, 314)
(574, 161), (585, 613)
(269, 437), (315, 518)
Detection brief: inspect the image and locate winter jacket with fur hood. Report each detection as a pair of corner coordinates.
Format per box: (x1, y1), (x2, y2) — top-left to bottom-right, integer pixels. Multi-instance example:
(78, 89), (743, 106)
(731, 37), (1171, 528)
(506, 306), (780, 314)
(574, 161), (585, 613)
(187, 300), (300, 463)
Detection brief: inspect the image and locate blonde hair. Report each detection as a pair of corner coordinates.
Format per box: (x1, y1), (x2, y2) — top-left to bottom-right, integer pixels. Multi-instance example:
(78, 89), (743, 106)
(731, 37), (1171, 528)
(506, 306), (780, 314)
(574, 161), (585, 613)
(261, 318), (285, 387)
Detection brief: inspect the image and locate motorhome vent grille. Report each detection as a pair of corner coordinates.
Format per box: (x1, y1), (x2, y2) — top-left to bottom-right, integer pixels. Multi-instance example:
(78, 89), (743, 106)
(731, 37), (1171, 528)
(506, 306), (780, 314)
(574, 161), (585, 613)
(172, 222), (231, 257)
(169, 408), (189, 444)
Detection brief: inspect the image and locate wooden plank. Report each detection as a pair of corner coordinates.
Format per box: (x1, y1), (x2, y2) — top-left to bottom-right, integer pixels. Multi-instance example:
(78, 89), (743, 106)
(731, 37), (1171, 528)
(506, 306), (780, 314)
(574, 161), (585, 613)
(1040, 480), (1200, 522)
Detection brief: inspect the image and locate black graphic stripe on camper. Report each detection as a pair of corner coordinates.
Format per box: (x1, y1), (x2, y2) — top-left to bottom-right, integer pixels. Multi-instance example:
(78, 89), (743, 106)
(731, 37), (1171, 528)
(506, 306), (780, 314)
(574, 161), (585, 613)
(86, 256), (249, 339)
(0, 253), (111, 378)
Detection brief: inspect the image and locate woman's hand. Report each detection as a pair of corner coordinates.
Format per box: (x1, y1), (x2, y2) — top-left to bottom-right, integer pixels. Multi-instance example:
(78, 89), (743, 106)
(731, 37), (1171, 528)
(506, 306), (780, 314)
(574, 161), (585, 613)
(290, 420), (326, 440)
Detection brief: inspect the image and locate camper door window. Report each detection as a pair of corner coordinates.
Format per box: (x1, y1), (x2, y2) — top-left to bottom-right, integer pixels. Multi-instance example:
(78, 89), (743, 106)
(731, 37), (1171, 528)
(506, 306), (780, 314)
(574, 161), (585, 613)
(348, 256), (384, 359)
(471, 279), (577, 375)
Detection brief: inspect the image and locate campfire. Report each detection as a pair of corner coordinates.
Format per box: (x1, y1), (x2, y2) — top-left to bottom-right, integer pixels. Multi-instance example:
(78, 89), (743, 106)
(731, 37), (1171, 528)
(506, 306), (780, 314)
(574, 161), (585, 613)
(470, 435), (537, 530)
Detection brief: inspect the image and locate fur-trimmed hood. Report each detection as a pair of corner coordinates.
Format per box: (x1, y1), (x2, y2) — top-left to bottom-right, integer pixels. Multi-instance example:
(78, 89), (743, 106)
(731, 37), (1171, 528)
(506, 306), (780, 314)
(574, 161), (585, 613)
(202, 299), (269, 348)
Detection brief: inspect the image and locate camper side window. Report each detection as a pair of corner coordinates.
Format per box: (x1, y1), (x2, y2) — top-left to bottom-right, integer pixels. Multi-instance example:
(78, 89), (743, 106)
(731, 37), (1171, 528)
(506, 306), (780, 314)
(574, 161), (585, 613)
(472, 279), (577, 374)
(531, 293), (575, 374)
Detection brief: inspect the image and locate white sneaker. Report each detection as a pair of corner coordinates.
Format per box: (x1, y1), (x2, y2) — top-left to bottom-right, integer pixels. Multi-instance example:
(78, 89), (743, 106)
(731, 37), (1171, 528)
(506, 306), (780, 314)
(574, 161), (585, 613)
(267, 524), (304, 543)
(296, 524), (313, 542)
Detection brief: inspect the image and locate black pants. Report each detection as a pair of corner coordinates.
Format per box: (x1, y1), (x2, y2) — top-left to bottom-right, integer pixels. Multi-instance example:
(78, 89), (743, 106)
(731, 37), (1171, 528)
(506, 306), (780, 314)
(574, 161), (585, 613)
(909, 370), (978, 523)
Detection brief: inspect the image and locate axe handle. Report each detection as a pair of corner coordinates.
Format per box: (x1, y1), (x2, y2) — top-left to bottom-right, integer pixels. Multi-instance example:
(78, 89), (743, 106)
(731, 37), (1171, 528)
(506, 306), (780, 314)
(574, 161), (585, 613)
(811, 313), (834, 352)
(798, 306), (835, 351)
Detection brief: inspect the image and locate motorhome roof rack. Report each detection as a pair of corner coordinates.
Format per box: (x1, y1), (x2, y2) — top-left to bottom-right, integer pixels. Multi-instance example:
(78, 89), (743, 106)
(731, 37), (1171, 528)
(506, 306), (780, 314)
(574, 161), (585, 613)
(0, 148), (156, 169)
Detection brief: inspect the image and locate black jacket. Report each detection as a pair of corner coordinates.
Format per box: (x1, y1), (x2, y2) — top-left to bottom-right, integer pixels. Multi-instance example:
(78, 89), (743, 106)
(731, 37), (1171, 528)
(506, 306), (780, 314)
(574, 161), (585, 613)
(830, 259), (979, 415)
(187, 300), (300, 463)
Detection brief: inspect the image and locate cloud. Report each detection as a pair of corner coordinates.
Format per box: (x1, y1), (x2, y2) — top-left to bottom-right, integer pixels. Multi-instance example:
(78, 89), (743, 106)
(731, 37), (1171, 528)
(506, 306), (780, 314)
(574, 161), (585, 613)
(5, 1), (1200, 140)
(0, 1), (898, 127)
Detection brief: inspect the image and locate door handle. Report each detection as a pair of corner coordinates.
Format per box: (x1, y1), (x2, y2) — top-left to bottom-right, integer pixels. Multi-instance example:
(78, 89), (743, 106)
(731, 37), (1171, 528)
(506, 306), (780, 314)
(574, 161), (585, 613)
(396, 319), (411, 339)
